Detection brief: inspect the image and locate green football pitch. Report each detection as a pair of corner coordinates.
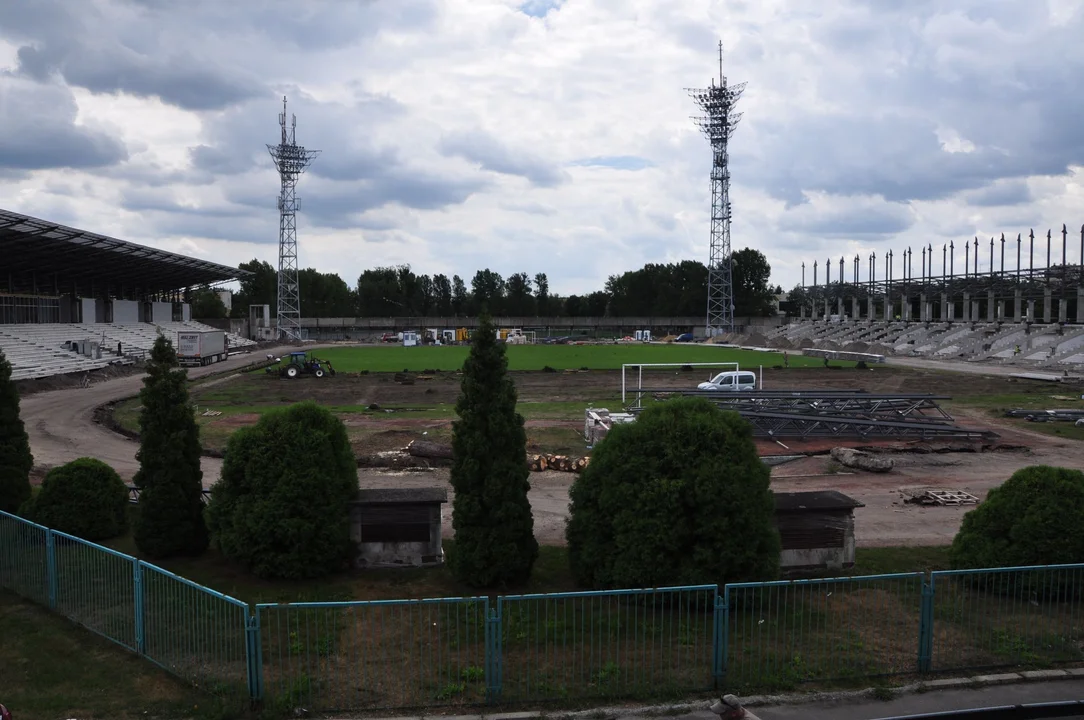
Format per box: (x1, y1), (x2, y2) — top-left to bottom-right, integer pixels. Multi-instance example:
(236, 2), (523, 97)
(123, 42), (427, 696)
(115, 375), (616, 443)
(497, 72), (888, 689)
(309, 343), (841, 373)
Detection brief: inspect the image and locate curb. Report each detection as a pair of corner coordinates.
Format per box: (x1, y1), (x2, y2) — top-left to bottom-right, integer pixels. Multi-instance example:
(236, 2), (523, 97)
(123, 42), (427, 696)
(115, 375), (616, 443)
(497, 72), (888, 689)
(331, 668), (1084, 720)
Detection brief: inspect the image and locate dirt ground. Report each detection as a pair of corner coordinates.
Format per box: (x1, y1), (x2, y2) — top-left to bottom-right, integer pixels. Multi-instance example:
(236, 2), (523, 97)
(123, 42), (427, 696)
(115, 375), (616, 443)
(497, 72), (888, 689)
(21, 355), (1084, 549)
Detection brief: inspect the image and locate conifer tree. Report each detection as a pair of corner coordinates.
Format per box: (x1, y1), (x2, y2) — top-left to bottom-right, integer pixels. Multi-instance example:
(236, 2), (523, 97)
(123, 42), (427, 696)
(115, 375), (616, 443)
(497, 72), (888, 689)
(133, 335), (208, 557)
(0, 351), (33, 514)
(450, 314), (538, 587)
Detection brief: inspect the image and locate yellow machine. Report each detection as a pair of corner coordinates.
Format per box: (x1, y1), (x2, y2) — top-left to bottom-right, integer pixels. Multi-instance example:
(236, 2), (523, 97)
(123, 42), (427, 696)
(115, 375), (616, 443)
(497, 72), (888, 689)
(455, 327), (469, 342)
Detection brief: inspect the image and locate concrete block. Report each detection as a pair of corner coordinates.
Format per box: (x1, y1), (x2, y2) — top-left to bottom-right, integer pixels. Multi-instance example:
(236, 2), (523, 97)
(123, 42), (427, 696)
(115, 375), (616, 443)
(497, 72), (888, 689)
(1065, 667), (1084, 677)
(973, 673), (1022, 685)
(922, 677), (974, 689)
(1020, 669), (1069, 680)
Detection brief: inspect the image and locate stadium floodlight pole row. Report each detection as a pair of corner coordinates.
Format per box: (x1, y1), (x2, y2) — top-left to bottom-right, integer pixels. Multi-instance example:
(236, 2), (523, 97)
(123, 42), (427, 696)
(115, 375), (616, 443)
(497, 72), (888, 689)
(687, 41), (746, 339)
(267, 96), (320, 342)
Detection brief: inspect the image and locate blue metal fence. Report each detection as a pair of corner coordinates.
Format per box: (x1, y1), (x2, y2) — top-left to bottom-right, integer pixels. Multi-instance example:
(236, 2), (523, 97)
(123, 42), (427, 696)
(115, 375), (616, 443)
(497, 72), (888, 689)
(0, 510), (250, 709)
(4, 507), (1084, 713)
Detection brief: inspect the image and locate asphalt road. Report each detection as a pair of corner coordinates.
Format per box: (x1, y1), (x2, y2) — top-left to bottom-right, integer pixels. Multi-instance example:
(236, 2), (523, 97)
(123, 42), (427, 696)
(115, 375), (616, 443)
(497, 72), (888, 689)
(19, 347), (290, 486)
(641, 680), (1084, 720)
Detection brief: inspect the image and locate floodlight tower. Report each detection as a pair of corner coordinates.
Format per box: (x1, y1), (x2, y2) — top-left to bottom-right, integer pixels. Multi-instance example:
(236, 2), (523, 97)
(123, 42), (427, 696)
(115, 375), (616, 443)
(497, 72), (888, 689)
(688, 41), (746, 336)
(267, 96), (320, 342)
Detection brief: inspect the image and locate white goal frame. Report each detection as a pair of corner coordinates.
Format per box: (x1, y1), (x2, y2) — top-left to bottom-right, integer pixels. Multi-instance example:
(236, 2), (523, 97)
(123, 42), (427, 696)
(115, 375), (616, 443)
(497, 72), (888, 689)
(621, 362), (740, 407)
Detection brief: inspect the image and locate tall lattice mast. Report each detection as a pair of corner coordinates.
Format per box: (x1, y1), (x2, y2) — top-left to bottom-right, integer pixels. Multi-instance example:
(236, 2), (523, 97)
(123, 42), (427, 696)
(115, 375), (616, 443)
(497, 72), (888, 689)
(267, 96), (319, 342)
(688, 41), (746, 336)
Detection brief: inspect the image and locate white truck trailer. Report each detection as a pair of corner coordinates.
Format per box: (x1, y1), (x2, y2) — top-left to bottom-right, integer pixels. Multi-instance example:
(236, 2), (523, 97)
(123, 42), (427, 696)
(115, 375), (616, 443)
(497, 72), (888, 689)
(176, 330), (228, 367)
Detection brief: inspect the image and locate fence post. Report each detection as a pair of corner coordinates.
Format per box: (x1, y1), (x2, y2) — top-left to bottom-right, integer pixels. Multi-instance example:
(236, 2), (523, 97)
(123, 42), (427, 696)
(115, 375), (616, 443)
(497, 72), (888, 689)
(246, 610), (264, 702)
(712, 586), (729, 687)
(917, 577), (935, 674)
(45, 528), (57, 610)
(133, 560), (145, 654)
(485, 599), (503, 703)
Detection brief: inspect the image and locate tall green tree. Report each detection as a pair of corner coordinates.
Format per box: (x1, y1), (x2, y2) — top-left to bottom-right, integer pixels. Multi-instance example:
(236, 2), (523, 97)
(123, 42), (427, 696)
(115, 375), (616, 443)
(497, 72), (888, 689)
(0, 350), (32, 514)
(534, 272), (550, 315)
(190, 286), (228, 319)
(731, 248), (777, 317)
(505, 272), (535, 316)
(471, 269), (505, 314)
(452, 275), (469, 315)
(133, 335), (209, 558)
(433, 274), (453, 315)
(449, 314), (538, 587)
(232, 259), (277, 317)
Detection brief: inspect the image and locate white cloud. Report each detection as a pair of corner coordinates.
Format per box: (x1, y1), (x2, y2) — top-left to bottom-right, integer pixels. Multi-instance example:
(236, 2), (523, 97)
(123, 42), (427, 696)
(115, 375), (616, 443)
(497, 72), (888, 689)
(1, 0), (1084, 297)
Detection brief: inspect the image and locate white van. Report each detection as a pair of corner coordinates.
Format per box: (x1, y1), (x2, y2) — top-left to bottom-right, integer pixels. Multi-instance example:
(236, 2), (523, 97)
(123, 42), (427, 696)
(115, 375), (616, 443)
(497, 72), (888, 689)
(697, 371), (757, 392)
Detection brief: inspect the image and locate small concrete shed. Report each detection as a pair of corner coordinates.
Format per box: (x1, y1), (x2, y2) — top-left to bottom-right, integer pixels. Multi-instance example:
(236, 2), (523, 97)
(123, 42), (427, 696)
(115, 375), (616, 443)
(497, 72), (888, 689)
(349, 487), (447, 569)
(773, 490), (864, 574)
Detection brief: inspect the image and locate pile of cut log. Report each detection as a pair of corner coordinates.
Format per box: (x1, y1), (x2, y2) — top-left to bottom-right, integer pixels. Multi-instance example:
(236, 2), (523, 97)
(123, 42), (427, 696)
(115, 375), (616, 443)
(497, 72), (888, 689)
(529, 454), (590, 473)
(405, 439), (590, 473)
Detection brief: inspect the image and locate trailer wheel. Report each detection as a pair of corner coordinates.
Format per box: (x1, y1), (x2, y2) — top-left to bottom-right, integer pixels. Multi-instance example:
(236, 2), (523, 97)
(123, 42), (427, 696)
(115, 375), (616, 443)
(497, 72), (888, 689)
(285, 364), (300, 379)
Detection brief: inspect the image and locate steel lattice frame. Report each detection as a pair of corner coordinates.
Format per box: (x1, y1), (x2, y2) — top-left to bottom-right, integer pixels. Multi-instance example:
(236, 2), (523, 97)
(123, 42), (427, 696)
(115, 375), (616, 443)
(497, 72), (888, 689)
(626, 391), (996, 440)
(688, 42), (745, 337)
(267, 97), (319, 342)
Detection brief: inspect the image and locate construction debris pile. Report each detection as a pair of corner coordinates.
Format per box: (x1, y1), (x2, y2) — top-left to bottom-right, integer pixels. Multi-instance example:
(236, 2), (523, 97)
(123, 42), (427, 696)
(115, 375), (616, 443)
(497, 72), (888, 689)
(899, 488), (979, 506)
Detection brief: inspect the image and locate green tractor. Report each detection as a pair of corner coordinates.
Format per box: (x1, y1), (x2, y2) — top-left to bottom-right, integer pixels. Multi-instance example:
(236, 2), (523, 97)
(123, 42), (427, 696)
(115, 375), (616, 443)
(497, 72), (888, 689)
(266, 351), (336, 379)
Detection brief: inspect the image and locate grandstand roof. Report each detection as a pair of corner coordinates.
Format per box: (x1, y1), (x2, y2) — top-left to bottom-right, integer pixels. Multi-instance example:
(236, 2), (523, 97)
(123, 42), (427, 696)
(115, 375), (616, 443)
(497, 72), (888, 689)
(0, 208), (250, 296)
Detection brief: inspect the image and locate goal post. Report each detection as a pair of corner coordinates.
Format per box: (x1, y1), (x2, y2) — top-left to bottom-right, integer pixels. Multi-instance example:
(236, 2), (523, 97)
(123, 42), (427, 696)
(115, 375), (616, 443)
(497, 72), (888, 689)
(621, 362), (740, 407)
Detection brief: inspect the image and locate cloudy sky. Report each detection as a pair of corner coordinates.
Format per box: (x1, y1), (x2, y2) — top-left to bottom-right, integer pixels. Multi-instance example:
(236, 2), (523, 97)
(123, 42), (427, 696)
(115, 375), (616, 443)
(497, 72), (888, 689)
(1, 0), (1083, 295)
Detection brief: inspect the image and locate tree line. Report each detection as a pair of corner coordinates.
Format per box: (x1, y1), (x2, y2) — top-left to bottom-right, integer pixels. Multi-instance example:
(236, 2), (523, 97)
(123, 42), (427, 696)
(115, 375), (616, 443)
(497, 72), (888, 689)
(192, 248), (781, 319)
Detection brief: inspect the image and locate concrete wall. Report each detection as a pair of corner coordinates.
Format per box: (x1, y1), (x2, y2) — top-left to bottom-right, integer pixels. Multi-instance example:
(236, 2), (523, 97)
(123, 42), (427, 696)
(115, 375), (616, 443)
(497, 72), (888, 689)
(181, 303), (191, 322)
(150, 301), (172, 323)
(353, 540), (443, 568)
(348, 502), (444, 569)
(112, 299), (139, 323)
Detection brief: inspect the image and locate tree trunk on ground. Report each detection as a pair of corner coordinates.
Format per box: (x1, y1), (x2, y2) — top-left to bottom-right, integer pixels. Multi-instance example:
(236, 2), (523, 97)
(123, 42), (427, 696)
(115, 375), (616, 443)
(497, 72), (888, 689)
(406, 439), (454, 460)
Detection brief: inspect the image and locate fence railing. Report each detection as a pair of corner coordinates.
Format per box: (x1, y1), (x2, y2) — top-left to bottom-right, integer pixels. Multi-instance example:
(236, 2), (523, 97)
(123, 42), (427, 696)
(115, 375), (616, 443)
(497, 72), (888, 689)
(3, 509), (1084, 714)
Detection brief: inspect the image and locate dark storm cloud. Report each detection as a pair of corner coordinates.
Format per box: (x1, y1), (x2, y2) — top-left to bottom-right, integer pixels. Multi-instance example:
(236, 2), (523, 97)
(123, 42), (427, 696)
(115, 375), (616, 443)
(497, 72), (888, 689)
(438, 130), (567, 188)
(223, 171), (489, 231)
(248, 0), (439, 50)
(964, 181), (1033, 207)
(187, 91), (406, 180)
(778, 201), (915, 239)
(736, 114), (1039, 206)
(0, 81), (128, 170)
(0, 0), (261, 111)
(726, 0), (1084, 209)
(15, 44), (263, 111)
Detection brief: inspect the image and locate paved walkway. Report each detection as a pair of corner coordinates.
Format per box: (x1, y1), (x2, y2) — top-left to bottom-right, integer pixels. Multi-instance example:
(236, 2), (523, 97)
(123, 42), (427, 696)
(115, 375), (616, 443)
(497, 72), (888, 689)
(743, 680), (1082, 720)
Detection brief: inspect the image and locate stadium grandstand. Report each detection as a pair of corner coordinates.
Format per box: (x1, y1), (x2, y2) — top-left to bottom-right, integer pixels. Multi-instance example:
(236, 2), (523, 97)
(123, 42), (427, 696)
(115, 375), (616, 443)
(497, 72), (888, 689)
(0, 208), (257, 381)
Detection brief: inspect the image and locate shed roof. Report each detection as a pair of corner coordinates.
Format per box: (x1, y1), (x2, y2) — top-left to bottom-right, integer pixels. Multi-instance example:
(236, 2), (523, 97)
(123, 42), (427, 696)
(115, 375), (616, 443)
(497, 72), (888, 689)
(355, 487), (448, 504)
(774, 490), (864, 512)
(0, 208), (249, 295)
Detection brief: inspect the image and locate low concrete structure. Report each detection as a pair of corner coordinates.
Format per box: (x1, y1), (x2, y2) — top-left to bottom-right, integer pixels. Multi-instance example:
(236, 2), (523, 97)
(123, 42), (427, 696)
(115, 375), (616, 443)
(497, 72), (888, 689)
(774, 490), (863, 574)
(349, 488), (447, 569)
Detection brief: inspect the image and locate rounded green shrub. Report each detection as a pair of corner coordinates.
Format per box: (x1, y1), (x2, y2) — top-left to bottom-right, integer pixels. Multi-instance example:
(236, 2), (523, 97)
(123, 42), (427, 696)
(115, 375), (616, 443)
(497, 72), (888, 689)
(566, 396), (780, 589)
(27, 458), (128, 541)
(951, 465), (1084, 569)
(206, 401), (358, 580)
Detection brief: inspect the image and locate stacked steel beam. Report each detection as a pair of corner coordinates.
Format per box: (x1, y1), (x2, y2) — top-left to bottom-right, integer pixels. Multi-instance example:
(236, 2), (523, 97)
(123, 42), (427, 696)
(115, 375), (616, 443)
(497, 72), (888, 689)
(626, 389), (998, 441)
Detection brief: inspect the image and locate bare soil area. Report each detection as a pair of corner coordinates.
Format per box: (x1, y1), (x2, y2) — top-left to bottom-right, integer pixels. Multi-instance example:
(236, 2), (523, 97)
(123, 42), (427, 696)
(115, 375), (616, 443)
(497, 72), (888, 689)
(22, 356), (1084, 549)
